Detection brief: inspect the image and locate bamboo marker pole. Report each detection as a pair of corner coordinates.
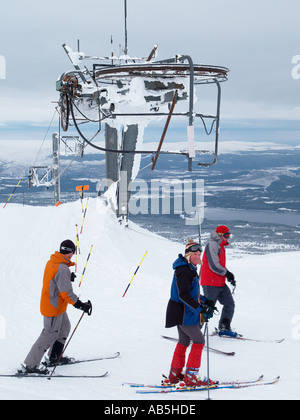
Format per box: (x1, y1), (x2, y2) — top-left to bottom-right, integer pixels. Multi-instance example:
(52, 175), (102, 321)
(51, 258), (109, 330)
(122, 251), (148, 297)
(80, 197), (89, 234)
(79, 245), (93, 287)
(3, 178), (22, 208)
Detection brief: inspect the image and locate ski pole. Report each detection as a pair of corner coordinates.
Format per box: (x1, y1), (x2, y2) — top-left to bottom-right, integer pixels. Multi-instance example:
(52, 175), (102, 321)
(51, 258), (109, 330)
(3, 178), (22, 208)
(80, 197), (89, 234)
(79, 245), (93, 287)
(205, 322), (212, 400)
(122, 251), (148, 298)
(48, 301), (92, 379)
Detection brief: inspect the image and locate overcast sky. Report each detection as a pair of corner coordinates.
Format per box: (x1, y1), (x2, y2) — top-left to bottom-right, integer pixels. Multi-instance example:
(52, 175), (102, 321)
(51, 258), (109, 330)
(0, 0), (300, 143)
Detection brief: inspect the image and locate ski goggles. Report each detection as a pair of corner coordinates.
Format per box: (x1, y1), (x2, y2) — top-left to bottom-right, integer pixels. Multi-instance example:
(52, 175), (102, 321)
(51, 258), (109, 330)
(60, 246), (76, 253)
(222, 232), (231, 239)
(185, 244), (202, 253)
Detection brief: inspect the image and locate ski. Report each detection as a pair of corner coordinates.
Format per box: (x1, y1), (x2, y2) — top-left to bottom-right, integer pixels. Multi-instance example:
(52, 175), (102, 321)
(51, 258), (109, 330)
(124, 374), (264, 389)
(161, 335), (235, 356)
(211, 329), (284, 343)
(0, 371), (108, 379)
(43, 352), (120, 367)
(135, 376), (280, 394)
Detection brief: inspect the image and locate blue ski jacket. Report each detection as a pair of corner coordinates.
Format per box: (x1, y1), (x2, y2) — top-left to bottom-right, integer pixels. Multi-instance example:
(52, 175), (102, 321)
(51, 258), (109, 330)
(165, 254), (203, 327)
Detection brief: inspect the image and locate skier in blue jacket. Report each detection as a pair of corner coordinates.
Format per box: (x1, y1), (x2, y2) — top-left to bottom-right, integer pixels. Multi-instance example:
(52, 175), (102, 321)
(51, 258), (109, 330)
(165, 239), (216, 386)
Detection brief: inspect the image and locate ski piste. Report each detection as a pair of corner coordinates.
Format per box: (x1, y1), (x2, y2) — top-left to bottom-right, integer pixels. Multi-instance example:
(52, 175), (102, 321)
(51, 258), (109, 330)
(124, 374), (264, 389)
(161, 335), (235, 356)
(211, 329), (284, 343)
(135, 376), (280, 394)
(43, 351), (120, 367)
(0, 371), (109, 379)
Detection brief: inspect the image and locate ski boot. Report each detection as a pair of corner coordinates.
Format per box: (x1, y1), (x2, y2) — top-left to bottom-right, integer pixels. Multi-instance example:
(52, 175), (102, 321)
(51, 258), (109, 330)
(45, 340), (75, 366)
(182, 368), (218, 388)
(18, 364), (49, 376)
(166, 367), (184, 385)
(43, 355), (74, 367)
(218, 319), (239, 338)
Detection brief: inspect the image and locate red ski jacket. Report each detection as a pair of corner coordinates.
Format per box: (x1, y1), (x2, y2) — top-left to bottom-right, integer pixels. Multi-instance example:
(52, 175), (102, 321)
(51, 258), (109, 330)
(200, 232), (228, 287)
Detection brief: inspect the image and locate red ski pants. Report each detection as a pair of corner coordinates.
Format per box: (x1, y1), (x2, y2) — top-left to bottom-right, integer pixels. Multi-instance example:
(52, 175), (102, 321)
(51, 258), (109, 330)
(171, 342), (204, 370)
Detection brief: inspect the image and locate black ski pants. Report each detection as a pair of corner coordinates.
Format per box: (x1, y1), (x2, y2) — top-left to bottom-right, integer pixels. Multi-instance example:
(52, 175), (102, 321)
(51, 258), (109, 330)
(202, 284), (235, 328)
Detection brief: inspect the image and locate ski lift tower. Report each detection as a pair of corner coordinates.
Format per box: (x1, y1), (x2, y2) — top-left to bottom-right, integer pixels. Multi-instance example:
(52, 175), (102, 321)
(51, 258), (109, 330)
(55, 0), (229, 218)
(28, 133), (84, 205)
(28, 133), (60, 204)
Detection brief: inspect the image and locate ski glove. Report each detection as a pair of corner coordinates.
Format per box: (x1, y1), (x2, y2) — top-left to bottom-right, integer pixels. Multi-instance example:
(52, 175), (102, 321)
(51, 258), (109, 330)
(226, 270), (236, 287)
(200, 298), (217, 321)
(74, 299), (92, 315)
(200, 305), (214, 321)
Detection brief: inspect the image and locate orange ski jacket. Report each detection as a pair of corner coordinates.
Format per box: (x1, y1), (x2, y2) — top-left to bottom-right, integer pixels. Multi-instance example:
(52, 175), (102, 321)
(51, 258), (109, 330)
(40, 251), (78, 317)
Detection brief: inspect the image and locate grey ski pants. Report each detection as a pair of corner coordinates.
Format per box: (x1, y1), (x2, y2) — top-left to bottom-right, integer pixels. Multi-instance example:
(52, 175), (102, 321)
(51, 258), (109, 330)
(177, 324), (205, 347)
(202, 284), (235, 328)
(24, 312), (71, 368)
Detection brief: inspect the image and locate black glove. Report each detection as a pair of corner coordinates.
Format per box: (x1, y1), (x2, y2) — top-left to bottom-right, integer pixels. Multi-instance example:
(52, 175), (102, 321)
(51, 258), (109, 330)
(70, 273), (76, 282)
(200, 305), (214, 321)
(202, 298), (215, 310)
(200, 298), (217, 321)
(226, 270), (236, 287)
(74, 299), (92, 315)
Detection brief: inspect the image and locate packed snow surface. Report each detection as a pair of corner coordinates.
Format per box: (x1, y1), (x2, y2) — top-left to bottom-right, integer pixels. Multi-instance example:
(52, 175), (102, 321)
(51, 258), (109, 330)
(0, 198), (299, 400)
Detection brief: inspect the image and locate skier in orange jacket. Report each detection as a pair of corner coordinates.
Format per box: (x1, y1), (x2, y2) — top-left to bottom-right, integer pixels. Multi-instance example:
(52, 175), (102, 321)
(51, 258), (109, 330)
(22, 240), (92, 375)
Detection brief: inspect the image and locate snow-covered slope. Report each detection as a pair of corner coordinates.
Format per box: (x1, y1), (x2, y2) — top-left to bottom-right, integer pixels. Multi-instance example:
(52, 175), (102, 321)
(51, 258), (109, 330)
(0, 198), (299, 400)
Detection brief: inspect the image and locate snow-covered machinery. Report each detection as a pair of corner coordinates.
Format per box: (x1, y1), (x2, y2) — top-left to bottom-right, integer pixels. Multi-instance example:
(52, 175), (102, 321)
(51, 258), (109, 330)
(55, 3), (229, 217)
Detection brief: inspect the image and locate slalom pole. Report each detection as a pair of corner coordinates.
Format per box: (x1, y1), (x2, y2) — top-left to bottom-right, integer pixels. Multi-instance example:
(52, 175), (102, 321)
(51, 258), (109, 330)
(122, 251), (148, 298)
(80, 190), (84, 213)
(3, 178), (22, 208)
(75, 244), (77, 274)
(79, 245), (93, 287)
(80, 197), (89, 234)
(75, 224), (81, 255)
(76, 185), (89, 213)
(75, 224), (80, 273)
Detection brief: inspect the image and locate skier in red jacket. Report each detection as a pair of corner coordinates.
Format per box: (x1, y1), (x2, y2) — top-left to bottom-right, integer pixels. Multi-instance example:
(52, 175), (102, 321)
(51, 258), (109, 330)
(200, 225), (237, 337)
